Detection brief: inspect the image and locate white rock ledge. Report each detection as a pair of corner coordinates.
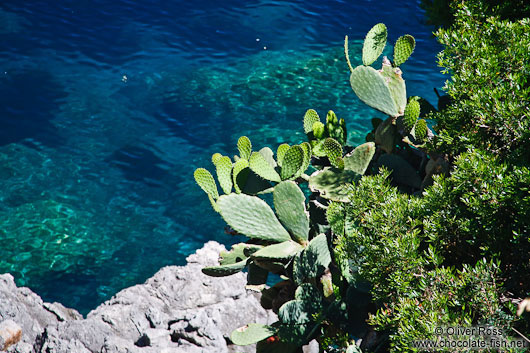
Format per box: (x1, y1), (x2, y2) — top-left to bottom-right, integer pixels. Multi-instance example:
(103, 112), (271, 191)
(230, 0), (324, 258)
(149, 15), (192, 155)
(0, 241), (276, 353)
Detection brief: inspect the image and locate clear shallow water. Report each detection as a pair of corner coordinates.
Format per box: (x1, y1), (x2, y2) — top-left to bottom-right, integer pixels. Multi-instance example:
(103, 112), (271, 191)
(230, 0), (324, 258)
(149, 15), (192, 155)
(0, 0), (445, 314)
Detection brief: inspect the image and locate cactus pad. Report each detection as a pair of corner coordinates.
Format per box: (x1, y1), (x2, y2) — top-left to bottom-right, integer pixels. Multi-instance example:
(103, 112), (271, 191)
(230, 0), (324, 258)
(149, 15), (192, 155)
(276, 143), (290, 167)
(251, 241), (304, 261)
(323, 138), (343, 168)
(293, 233), (332, 284)
(343, 142), (376, 175)
(232, 158), (249, 193)
(215, 156), (233, 194)
(202, 259), (248, 277)
(231, 323), (276, 346)
(296, 142), (312, 178)
(380, 58), (407, 116)
(375, 117), (396, 154)
(308, 167), (360, 202)
(194, 168), (219, 200)
(393, 34), (415, 67)
(217, 194), (291, 243)
(219, 243), (248, 265)
(403, 97), (420, 133)
(413, 119), (428, 142)
(350, 65), (403, 117)
(303, 109), (320, 134)
(362, 23), (387, 66)
(312, 121), (325, 139)
(249, 152), (281, 182)
(281, 145), (304, 180)
(211, 153), (223, 165)
(237, 136), (252, 160)
(273, 181), (309, 244)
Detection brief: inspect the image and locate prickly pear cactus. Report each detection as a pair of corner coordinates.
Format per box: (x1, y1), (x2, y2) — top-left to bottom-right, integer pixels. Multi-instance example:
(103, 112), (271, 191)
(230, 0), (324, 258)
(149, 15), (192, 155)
(276, 143), (290, 167)
(324, 138), (343, 169)
(303, 109), (320, 134)
(273, 181), (309, 244)
(362, 23), (387, 66)
(349, 63), (405, 117)
(308, 167), (360, 202)
(402, 97), (420, 133)
(312, 121), (325, 139)
(249, 151), (281, 182)
(215, 156), (233, 194)
(343, 142), (376, 175)
(237, 136), (252, 160)
(217, 194), (291, 243)
(281, 145), (304, 180)
(231, 324), (275, 346)
(194, 168), (219, 200)
(232, 158), (249, 193)
(414, 119), (428, 143)
(393, 34), (415, 67)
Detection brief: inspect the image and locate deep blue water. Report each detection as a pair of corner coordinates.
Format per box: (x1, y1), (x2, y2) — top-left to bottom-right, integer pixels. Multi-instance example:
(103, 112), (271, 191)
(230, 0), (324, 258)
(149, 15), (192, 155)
(0, 0), (445, 314)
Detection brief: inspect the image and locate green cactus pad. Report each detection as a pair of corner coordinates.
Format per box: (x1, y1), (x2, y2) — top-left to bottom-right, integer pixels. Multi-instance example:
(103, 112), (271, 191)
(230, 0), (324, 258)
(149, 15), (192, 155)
(413, 119), (428, 142)
(202, 259), (248, 277)
(312, 121), (325, 139)
(273, 181), (309, 244)
(326, 110), (339, 125)
(308, 167), (360, 202)
(295, 142), (312, 178)
(231, 323), (276, 346)
(259, 147), (277, 167)
(303, 109), (320, 134)
(251, 241), (304, 261)
(208, 194), (220, 213)
(237, 136), (252, 160)
(215, 156), (233, 194)
(276, 143), (290, 167)
(323, 138), (343, 168)
(393, 34), (415, 67)
(310, 139), (327, 157)
(281, 145), (304, 180)
(295, 283), (323, 307)
(279, 300), (311, 324)
(219, 243), (248, 265)
(362, 23), (387, 66)
(211, 153), (223, 165)
(375, 154), (422, 189)
(194, 168), (219, 200)
(217, 194), (291, 243)
(232, 158), (249, 193)
(293, 233), (332, 284)
(403, 97), (420, 133)
(375, 116), (396, 154)
(249, 152), (281, 182)
(343, 142), (376, 175)
(350, 65), (402, 117)
(380, 59), (407, 116)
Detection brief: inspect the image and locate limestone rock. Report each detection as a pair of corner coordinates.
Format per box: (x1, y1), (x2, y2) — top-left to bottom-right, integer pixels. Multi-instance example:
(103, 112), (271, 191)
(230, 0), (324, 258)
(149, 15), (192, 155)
(0, 241), (276, 353)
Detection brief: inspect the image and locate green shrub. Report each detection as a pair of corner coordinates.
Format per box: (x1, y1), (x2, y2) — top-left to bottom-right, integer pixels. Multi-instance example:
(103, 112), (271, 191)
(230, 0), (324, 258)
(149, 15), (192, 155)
(431, 2), (530, 163)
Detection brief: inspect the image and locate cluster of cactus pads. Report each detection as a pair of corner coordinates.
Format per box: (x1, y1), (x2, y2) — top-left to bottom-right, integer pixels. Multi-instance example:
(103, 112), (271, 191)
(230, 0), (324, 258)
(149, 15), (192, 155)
(192, 23), (448, 352)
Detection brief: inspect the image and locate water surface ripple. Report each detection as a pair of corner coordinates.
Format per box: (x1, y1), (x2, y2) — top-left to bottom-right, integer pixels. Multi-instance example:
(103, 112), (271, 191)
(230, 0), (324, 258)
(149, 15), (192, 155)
(0, 0), (444, 313)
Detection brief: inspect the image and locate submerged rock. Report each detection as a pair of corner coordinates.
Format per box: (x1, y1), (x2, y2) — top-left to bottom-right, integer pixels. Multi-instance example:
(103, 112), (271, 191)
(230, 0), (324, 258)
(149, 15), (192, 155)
(0, 241), (276, 352)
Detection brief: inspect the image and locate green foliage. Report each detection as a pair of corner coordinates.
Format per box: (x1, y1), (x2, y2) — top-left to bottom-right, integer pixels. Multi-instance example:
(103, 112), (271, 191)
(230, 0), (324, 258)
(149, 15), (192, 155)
(432, 3), (530, 163)
(193, 9), (530, 352)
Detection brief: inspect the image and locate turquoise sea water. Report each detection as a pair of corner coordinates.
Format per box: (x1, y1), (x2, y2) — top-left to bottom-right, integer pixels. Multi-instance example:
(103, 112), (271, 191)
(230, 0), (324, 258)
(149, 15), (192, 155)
(0, 0), (445, 314)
